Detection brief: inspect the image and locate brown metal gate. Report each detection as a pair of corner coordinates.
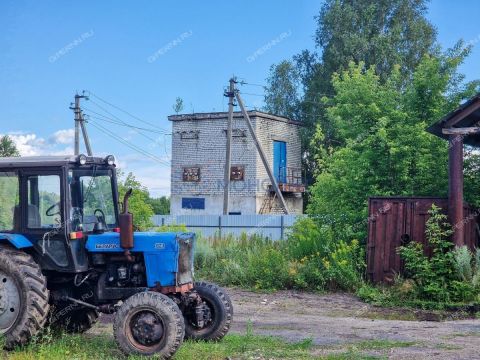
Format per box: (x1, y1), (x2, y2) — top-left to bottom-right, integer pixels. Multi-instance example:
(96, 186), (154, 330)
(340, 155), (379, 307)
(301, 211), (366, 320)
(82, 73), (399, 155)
(367, 197), (478, 283)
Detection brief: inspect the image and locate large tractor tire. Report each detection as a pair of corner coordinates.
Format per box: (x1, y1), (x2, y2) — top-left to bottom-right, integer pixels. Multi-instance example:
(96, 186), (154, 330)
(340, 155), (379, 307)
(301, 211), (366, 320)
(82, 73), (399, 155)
(0, 245), (50, 349)
(48, 304), (99, 334)
(184, 281), (233, 341)
(113, 291), (184, 358)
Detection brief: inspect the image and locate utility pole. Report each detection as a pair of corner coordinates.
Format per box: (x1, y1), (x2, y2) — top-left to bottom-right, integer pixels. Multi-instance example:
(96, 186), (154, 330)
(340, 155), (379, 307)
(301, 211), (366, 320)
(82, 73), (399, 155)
(71, 93), (92, 156)
(235, 89), (289, 214)
(223, 78), (236, 215)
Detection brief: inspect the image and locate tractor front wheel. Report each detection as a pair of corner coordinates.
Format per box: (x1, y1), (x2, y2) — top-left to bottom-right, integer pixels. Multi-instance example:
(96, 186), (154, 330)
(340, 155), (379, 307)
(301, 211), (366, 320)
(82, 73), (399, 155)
(0, 245), (50, 349)
(184, 281), (233, 341)
(113, 291), (184, 358)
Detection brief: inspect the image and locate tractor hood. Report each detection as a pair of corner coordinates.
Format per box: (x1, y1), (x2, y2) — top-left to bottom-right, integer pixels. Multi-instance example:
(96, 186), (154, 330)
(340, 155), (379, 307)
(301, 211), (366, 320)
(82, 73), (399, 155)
(86, 232), (196, 287)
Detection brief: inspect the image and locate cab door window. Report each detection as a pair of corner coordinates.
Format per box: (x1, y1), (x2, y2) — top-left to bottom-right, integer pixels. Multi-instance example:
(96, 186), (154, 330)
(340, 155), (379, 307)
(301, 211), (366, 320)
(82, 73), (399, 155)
(0, 171), (19, 231)
(27, 175), (61, 229)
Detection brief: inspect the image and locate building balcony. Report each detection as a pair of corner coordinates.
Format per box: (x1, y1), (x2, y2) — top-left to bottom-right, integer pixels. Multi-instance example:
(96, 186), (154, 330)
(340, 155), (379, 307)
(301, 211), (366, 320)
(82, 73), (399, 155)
(273, 167), (306, 193)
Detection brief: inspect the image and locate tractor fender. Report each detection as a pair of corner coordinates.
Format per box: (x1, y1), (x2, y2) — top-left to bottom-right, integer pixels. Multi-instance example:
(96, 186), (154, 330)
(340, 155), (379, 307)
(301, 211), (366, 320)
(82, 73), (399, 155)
(0, 233), (33, 249)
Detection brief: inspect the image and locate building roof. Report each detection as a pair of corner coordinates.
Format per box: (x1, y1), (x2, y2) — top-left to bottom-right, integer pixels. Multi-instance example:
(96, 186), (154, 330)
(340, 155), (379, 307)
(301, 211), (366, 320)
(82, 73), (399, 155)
(0, 155), (110, 168)
(427, 92), (480, 146)
(168, 110), (302, 126)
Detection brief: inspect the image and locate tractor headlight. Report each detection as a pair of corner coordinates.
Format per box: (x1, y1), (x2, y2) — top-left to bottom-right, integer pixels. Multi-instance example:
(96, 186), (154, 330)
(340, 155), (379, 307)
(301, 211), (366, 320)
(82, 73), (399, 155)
(106, 155), (115, 166)
(78, 154), (87, 165)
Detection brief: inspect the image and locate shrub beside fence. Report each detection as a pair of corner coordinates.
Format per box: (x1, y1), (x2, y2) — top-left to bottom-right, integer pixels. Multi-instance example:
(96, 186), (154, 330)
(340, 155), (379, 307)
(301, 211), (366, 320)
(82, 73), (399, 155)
(151, 214), (303, 240)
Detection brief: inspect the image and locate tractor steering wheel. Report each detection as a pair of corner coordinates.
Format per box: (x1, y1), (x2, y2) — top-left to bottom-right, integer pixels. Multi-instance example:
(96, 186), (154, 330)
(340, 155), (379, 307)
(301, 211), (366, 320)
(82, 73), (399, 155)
(46, 202), (61, 217)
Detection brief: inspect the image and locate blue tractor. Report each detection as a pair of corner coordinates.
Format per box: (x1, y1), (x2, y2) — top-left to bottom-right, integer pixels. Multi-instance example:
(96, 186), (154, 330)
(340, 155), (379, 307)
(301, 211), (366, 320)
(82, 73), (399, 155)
(0, 155), (233, 358)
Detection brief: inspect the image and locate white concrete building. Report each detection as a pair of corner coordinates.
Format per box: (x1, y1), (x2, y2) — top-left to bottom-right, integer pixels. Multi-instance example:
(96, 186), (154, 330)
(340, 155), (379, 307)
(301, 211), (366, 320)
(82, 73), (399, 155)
(169, 111), (305, 215)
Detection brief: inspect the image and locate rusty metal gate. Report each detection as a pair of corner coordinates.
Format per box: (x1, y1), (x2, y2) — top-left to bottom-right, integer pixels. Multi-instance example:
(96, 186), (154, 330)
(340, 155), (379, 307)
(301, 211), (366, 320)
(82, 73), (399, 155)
(367, 197), (479, 283)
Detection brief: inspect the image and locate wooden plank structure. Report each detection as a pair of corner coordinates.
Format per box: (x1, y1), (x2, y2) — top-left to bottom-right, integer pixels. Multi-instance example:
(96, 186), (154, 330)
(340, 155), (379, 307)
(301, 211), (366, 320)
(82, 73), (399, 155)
(367, 197), (478, 283)
(427, 92), (480, 246)
(367, 93), (480, 283)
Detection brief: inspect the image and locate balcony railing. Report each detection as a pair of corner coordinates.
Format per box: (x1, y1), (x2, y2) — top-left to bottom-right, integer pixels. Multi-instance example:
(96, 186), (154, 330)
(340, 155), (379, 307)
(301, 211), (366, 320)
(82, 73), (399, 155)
(275, 167), (305, 193)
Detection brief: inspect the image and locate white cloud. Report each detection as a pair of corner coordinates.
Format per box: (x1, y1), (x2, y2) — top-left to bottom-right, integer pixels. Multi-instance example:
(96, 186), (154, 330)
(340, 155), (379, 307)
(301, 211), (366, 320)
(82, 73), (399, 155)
(3, 129), (75, 156)
(50, 129), (74, 144)
(7, 134), (46, 156)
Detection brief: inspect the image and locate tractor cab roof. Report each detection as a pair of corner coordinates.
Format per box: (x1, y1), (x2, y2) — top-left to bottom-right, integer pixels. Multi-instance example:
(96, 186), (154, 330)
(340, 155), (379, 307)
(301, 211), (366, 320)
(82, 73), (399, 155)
(0, 155), (115, 169)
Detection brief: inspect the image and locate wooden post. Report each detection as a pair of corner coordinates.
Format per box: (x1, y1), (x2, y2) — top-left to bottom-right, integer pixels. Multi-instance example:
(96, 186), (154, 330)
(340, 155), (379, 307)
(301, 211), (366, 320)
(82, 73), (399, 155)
(449, 134), (464, 246)
(223, 78), (235, 215)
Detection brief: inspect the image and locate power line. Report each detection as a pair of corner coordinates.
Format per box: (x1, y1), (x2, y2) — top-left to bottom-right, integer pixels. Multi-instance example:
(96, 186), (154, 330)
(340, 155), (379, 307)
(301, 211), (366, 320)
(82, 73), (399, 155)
(86, 90), (168, 132)
(83, 108), (170, 135)
(237, 80), (267, 89)
(87, 98), (161, 144)
(88, 120), (171, 167)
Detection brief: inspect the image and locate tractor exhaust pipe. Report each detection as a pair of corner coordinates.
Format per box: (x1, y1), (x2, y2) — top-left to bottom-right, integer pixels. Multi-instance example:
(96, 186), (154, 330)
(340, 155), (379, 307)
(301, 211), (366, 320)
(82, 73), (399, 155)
(119, 188), (134, 262)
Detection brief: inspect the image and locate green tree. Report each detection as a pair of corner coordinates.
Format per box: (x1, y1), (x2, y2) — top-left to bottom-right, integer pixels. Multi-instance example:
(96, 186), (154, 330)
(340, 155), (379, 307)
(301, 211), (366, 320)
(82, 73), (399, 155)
(117, 171), (154, 230)
(265, 0), (437, 158)
(263, 60), (301, 119)
(0, 136), (19, 157)
(172, 97), (184, 114)
(147, 196), (170, 215)
(307, 44), (478, 240)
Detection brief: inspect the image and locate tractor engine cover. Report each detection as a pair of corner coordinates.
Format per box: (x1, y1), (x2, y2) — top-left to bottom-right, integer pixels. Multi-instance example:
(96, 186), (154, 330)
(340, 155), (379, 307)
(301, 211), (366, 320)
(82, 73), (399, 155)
(86, 232), (195, 288)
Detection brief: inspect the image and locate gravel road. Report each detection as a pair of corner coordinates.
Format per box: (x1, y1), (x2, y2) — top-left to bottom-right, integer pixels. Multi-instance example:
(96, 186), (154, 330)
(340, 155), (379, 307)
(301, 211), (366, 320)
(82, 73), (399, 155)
(92, 288), (480, 359)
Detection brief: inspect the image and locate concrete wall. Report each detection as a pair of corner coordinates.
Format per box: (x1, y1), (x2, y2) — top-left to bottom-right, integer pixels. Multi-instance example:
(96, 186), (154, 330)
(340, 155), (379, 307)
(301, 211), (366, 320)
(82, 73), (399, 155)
(169, 111), (303, 215)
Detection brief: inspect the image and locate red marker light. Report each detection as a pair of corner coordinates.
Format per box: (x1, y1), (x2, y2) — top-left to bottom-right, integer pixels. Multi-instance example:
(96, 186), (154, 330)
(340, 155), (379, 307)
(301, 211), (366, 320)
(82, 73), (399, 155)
(69, 231), (84, 240)
(113, 227), (121, 233)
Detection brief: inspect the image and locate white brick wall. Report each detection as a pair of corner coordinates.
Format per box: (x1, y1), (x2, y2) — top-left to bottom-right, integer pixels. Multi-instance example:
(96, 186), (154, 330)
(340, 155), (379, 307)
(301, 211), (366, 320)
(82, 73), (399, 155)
(169, 111), (303, 214)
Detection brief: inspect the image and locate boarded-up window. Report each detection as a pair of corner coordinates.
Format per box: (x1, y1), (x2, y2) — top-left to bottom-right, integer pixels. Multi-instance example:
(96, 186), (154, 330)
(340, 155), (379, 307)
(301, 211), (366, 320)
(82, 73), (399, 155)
(183, 167), (200, 182)
(182, 198), (205, 209)
(180, 131), (199, 140)
(223, 129), (247, 138)
(230, 166), (245, 181)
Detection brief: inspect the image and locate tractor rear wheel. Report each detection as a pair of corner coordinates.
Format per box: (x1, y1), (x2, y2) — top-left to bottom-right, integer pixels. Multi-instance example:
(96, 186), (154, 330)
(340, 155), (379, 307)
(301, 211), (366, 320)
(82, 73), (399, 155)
(113, 291), (184, 358)
(184, 281), (233, 341)
(0, 245), (50, 349)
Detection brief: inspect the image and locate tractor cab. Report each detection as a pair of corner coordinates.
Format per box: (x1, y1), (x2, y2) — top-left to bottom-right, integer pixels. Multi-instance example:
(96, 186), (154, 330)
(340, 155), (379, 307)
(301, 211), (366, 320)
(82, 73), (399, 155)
(0, 155), (119, 272)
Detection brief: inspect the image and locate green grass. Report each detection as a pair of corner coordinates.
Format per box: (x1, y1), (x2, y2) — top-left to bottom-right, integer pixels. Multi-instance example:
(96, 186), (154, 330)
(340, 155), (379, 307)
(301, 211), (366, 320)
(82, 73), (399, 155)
(2, 332), (316, 360)
(1, 332), (417, 360)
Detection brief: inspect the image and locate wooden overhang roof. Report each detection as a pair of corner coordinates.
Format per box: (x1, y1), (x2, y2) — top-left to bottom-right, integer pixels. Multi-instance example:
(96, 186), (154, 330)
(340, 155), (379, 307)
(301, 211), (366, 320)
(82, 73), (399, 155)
(427, 92), (480, 147)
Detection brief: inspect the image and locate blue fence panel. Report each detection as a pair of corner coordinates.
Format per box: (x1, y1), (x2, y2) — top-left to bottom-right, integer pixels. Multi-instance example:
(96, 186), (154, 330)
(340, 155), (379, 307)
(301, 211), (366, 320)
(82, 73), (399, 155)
(151, 214), (304, 240)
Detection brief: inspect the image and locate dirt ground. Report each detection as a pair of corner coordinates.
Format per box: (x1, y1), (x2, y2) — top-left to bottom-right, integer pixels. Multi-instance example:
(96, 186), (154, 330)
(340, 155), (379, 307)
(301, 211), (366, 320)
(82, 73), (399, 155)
(92, 288), (480, 359)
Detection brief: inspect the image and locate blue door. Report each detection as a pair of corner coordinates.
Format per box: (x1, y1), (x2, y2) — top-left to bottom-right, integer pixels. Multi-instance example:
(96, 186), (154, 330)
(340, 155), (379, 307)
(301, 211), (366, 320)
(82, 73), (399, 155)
(273, 141), (287, 183)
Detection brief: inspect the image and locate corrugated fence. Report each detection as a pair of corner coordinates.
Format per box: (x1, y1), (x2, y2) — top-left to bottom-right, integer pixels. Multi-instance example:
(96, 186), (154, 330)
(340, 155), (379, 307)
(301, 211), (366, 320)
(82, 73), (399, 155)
(151, 214), (303, 240)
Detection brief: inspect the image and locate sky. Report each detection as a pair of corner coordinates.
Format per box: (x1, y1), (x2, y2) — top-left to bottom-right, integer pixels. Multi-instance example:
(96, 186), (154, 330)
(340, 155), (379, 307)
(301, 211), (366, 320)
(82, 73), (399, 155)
(1, 0), (479, 197)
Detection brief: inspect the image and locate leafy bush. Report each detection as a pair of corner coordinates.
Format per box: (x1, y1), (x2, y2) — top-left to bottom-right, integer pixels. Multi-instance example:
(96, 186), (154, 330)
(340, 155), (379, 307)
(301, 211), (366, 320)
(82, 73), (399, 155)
(153, 223), (188, 232)
(194, 218), (365, 292)
(398, 205), (478, 303)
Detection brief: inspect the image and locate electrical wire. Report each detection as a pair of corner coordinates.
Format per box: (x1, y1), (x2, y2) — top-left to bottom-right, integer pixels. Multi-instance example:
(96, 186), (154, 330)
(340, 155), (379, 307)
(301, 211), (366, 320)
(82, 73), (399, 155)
(88, 120), (171, 167)
(86, 90), (168, 132)
(83, 108), (169, 135)
(87, 99), (161, 145)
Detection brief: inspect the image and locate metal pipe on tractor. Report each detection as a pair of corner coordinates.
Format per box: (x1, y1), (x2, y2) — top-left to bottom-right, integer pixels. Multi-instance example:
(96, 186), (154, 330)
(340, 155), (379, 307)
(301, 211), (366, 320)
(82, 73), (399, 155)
(119, 188), (135, 262)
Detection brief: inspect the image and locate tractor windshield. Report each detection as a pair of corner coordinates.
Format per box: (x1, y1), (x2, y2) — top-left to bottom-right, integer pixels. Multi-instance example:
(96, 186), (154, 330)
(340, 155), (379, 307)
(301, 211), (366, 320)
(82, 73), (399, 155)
(68, 167), (118, 232)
